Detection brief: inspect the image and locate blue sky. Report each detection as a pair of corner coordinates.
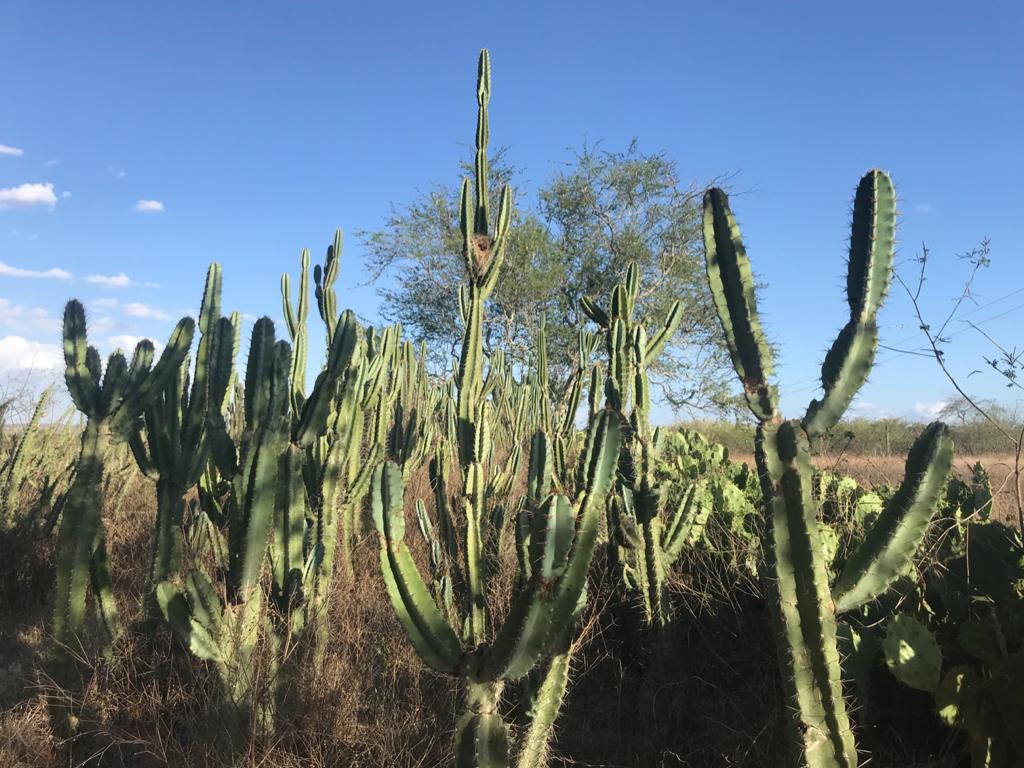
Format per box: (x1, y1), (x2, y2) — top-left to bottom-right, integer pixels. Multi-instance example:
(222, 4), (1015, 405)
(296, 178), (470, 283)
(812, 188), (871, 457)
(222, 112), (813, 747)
(1, 2), (1021, 423)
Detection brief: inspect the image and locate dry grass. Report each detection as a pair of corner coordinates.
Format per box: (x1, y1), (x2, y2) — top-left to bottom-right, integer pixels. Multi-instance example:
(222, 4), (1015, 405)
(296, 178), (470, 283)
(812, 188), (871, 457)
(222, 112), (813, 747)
(1, 449), (986, 767)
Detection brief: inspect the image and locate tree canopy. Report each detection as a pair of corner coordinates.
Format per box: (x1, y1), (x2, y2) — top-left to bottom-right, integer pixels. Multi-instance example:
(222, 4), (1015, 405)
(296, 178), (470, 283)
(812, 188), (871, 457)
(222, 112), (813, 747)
(361, 141), (737, 415)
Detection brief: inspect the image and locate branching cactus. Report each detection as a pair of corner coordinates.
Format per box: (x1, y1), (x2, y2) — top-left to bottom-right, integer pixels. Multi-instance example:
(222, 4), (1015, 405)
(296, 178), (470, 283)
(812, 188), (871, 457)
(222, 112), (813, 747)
(703, 170), (954, 768)
(373, 414), (619, 768)
(157, 318), (289, 729)
(129, 264), (234, 611)
(582, 261), (685, 629)
(53, 300), (194, 664)
(372, 49), (622, 768)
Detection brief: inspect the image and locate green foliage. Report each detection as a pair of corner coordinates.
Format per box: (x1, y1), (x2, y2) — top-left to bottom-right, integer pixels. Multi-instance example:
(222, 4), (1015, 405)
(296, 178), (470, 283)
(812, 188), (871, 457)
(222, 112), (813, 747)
(362, 134), (732, 414)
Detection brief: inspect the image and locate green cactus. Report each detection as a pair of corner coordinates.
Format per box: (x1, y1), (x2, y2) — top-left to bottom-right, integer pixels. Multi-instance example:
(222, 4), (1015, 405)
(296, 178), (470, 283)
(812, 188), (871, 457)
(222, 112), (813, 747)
(581, 261), (684, 630)
(48, 297), (193, 716)
(373, 50), (621, 768)
(703, 171), (954, 768)
(128, 264), (234, 613)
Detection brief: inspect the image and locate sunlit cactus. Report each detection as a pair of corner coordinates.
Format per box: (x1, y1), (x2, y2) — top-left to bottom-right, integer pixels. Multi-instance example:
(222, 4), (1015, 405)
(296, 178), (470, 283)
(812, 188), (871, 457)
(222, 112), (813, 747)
(703, 170), (954, 767)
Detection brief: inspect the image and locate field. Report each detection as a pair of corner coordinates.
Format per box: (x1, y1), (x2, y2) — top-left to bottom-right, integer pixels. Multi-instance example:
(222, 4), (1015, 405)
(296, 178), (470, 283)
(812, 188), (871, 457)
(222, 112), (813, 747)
(734, 451), (1023, 525)
(1, 429), (1019, 767)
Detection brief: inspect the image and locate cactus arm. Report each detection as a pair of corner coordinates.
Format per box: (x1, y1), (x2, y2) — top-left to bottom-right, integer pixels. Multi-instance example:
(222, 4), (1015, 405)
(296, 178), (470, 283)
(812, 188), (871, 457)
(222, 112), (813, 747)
(548, 412), (620, 643)
(762, 422), (856, 768)
(643, 299), (682, 366)
(182, 263), (222, 451)
(62, 300), (99, 416)
(372, 462), (462, 673)
(515, 630), (576, 768)
(110, 318), (195, 440)
(832, 422), (953, 613)
(293, 310), (358, 447)
(803, 170), (896, 437)
(845, 170), (897, 326)
(702, 189), (777, 422)
(802, 321), (878, 439)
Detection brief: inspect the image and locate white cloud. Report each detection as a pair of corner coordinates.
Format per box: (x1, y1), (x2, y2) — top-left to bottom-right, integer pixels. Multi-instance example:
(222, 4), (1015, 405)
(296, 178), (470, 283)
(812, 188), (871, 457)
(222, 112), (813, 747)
(913, 400), (947, 419)
(915, 203), (934, 214)
(0, 182), (58, 209)
(135, 199), (164, 213)
(0, 336), (62, 372)
(108, 166), (126, 179)
(60, 191), (72, 199)
(123, 302), (169, 321)
(91, 298), (119, 308)
(44, 158), (60, 167)
(0, 299), (61, 332)
(0, 144), (24, 157)
(107, 334), (157, 353)
(92, 315), (116, 333)
(84, 272), (157, 289)
(0, 260), (72, 280)
(85, 272), (131, 288)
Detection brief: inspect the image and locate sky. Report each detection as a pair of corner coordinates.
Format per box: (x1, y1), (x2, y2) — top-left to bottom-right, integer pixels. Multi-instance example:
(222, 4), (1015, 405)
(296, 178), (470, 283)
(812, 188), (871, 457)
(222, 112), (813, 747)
(1, 2), (1022, 424)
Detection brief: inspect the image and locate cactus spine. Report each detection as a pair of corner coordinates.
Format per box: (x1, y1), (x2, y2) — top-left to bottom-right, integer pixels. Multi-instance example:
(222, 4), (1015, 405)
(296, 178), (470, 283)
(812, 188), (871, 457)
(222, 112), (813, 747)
(703, 170), (954, 768)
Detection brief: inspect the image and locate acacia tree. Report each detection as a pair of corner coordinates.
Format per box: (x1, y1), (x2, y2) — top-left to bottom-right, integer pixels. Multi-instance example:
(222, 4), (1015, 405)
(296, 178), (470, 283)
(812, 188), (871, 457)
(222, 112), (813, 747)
(361, 141), (736, 414)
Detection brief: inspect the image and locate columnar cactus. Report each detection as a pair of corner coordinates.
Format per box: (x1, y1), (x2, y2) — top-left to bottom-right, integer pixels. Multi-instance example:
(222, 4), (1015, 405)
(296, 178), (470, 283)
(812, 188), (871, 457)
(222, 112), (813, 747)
(54, 300), (194, 662)
(129, 264), (234, 609)
(703, 170), (954, 767)
(582, 261), (685, 629)
(373, 50), (622, 768)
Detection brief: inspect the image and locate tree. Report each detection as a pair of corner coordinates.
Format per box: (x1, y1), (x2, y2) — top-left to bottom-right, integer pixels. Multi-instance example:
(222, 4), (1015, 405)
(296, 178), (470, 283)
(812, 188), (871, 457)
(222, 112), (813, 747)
(361, 141), (736, 414)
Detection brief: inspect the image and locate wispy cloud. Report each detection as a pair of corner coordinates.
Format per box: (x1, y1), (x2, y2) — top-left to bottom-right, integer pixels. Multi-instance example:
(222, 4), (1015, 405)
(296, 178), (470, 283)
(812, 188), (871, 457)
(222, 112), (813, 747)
(85, 272), (131, 288)
(0, 299), (61, 333)
(108, 166), (126, 179)
(0, 260), (72, 279)
(60, 191), (72, 199)
(914, 203), (934, 214)
(0, 336), (62, 372)
(123, 302), (169, 321)
(135, 199), (164, 213)
(44, 158), (60, 167)
(91, 298), (119, 308)
(8, 229), (39, 241)
(0, 144), (25, 157)
(0, 182), (59, 209)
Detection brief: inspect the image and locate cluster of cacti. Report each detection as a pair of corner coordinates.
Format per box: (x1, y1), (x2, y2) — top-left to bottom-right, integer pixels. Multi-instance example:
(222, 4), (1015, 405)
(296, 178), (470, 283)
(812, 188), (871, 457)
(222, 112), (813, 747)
(371, 50), (622, 768)
(580, 261), (689, 629)
(33, 44), (1024, 768)
(703, 170), (955, 767)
